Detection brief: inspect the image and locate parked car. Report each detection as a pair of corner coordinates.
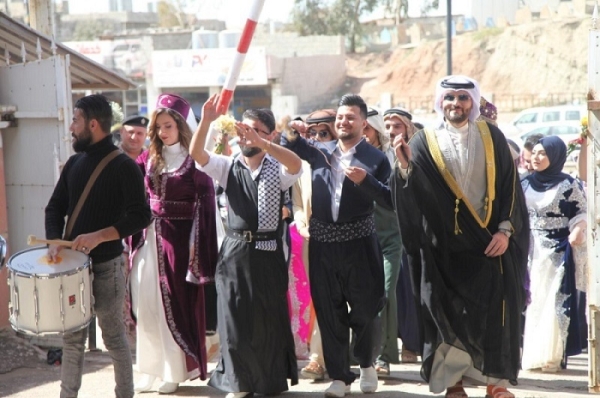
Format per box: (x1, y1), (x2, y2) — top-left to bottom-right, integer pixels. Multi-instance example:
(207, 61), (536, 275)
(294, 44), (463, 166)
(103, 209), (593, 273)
(516, 122), (581, 148)
(111, 40), (147, 75)
(503, 105), (585, 135)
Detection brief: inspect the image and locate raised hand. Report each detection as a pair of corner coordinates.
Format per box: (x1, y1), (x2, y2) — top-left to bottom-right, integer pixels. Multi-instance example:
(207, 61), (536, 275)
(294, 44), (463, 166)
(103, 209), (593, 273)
(393, 134), (411, 169)
(235, 122), (267, 150)
(202, 94), (227, 124)
(288, 120), (307, 136)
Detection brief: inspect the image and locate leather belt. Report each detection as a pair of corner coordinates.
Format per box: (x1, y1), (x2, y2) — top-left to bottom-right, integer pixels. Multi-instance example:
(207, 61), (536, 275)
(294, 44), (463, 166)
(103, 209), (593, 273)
(225, 227), (279, 243)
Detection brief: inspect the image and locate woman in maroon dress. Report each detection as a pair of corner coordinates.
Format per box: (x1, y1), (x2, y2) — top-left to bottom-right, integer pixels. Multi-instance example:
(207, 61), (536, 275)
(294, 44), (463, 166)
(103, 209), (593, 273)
(130, 94), (218, 394)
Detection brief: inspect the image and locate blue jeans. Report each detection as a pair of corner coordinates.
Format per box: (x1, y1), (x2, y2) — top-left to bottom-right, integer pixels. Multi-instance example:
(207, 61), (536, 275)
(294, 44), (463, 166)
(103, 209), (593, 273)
(60, 255), (133, 398)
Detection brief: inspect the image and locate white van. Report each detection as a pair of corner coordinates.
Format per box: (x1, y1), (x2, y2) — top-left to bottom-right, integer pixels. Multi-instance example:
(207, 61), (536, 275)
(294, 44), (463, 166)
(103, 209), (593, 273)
(509, 105), (585, 132)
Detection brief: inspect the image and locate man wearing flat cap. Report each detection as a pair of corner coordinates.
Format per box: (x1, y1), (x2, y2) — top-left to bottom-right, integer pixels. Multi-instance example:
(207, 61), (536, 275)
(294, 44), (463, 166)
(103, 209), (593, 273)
(390, 75), (529, 398)
(119, 115), (149, 160)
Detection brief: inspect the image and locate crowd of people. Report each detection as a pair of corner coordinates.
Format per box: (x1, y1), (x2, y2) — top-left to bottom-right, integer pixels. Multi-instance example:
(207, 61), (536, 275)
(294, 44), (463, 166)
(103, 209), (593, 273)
(44, 73), (588, 398)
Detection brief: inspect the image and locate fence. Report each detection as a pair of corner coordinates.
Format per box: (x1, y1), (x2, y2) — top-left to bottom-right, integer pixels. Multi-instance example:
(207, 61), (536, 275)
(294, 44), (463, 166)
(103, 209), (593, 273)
(394, 92), (587, 113)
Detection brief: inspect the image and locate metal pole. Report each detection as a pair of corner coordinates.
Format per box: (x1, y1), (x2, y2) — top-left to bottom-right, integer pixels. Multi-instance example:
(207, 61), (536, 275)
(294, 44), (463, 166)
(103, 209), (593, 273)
(446, 0), (452, 75)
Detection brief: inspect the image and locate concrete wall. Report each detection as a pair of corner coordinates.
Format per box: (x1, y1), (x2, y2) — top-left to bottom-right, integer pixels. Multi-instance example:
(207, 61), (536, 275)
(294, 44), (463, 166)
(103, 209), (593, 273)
(254, 33), (345, 57)
(271, 54), (347, 114)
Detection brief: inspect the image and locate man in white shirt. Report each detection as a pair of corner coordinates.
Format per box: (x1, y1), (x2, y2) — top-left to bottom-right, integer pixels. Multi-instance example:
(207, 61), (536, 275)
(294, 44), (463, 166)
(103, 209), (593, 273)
(190, 96), (302, 398)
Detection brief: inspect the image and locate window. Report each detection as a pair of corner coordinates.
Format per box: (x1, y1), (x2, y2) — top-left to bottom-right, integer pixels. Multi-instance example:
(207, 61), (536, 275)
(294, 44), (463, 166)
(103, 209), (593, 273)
(552, 126), (579, 136)
(542, 111), (559, 122)
(515, 113), (537, 125)
(565, 110), (580, 121)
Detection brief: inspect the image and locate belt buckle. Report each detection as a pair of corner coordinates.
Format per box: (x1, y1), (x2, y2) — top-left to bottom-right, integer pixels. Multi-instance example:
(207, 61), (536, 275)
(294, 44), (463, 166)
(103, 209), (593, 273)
(242, 230), (253, 242)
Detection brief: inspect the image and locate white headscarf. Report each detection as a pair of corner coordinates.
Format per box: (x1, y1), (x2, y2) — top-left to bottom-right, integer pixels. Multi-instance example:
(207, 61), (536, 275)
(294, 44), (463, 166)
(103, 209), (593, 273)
(434, 75), (481, 123)
(366, 107), (389, 150)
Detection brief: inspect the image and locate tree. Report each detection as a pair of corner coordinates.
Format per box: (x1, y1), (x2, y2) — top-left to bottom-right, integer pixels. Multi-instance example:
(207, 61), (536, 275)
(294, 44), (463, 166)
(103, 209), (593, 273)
(157, 0), (192, 29)
(291, 0), (380, 53)
(381, 0), (409, 25)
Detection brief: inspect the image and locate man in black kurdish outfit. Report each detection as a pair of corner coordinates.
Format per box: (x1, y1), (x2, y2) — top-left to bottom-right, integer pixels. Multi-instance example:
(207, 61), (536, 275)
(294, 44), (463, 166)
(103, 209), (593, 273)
(191, 95), (302, 398)
(283, 94), (392, 397)
(390, 76), (529, 398)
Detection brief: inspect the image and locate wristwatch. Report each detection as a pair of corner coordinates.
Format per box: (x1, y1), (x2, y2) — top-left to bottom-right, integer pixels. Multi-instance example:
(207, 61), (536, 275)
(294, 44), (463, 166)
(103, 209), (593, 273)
(499, 228), (512, 238)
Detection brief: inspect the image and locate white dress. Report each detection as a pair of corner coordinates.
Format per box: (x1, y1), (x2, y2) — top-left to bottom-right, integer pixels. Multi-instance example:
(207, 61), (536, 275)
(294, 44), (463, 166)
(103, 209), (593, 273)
(130, 143), (198, 383)
(521, 178), (587, 371)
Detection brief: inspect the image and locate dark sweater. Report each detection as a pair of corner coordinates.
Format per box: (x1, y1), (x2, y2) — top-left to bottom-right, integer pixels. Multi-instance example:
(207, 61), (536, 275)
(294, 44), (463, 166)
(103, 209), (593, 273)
(45, 135), (151, 263)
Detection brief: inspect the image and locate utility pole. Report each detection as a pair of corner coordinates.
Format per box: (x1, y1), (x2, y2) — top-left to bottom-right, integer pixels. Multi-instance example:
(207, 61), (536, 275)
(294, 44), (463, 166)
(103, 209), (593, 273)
(446, 0), (452, 75)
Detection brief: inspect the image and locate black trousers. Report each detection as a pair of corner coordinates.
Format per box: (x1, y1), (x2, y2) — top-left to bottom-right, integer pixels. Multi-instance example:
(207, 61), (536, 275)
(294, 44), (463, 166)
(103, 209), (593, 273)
(309, 234), (386, 384)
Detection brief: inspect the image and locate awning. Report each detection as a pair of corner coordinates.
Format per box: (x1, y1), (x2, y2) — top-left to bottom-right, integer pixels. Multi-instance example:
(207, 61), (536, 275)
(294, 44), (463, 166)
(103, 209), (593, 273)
(0, 12), (134, 90)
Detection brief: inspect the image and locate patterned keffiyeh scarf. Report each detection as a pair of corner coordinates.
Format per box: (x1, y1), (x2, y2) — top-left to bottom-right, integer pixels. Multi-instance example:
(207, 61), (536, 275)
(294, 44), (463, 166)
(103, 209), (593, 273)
(256, 157), (281, 251)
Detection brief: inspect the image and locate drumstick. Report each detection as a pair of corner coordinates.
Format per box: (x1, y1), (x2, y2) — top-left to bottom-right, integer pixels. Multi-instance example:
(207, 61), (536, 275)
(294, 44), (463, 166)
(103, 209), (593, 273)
(27, 235), (73, 247)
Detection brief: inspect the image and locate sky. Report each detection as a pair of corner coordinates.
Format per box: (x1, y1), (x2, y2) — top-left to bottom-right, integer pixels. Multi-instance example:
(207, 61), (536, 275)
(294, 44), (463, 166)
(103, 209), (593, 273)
(108, 0), (469, 28)
(129, 0), (296, 28)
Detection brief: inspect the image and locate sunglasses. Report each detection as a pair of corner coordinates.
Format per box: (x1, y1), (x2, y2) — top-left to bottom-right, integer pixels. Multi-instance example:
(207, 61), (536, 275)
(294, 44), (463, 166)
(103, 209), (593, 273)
(309, 129), (331, 138)
(443, 94), (471, 102)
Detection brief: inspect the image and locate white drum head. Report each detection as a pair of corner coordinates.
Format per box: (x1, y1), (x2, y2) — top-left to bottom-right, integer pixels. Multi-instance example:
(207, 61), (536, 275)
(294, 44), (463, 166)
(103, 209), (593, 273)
(8, 246), (89, 276)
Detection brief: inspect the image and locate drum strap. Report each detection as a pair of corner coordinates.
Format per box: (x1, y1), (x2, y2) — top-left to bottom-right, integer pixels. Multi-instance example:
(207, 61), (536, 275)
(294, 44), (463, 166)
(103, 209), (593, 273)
(64, 149), (121, 240)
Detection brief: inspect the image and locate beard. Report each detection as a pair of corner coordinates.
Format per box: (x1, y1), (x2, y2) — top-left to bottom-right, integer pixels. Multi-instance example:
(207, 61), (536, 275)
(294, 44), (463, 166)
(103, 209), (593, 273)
(72, 127), (93, 152)
(337, 130), (356, 142)
(241, 146), (262, 158)
(444, 107), (470, 125)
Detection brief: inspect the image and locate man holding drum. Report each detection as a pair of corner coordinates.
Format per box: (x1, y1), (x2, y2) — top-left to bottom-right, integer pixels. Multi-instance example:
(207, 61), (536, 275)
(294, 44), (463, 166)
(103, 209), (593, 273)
(45, 94), (151, 398)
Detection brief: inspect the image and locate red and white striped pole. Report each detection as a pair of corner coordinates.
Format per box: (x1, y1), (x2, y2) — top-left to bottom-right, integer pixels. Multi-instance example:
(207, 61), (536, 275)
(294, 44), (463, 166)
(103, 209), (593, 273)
(217, 0), (266, 112)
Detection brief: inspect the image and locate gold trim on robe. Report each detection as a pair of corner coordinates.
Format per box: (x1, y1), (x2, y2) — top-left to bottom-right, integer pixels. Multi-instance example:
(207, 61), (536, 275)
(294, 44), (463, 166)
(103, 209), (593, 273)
(424, 121), (496, 232)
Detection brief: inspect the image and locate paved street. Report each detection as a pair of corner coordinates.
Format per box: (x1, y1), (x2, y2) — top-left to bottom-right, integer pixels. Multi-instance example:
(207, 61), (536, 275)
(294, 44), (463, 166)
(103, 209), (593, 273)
(0, 329), (591, 398)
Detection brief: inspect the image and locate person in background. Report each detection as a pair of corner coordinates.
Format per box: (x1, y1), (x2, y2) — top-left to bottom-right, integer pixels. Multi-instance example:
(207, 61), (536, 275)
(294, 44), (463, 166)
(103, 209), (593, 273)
(521, 133), (544, 178)
(477, 97), (497, 126)
(383, 107), (422, 365)
(364, 107), (402, 377)
(131, 93), (219, 394)
(191, 95), (302, 398)
(118, 115), (149, 160)
(282, 94), (391, 397)
(292, 109), (338, 381)
(521, 136), (587, 373)
(45, 94), (151, 398)
(391, 75), (529, 398)
(477, 97), (522, 170)
(384, 107), (416, 143)
(117, 114), (149, 341)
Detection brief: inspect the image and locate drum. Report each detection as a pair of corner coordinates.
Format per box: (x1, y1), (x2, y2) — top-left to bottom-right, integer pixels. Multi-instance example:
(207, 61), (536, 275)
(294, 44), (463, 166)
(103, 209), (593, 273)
(7, 247), (93, 336)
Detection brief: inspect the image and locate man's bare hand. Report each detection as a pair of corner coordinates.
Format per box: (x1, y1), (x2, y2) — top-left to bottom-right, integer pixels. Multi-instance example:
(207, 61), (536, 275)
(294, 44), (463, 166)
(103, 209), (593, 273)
(201, 94), (227, 126)
(288, 120), (307, 136)
(47, 244), (64, 263)
(485, 232), (509, 257)
(393, 134), (411, 169)
(72, 232), (104, 255)
(345, 166), (367, 185)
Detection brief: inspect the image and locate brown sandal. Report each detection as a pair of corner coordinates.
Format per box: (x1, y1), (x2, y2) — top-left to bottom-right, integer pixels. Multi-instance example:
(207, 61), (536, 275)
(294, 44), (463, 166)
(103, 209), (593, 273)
(445, 380), (468, 398)
(485, 385), (515, 398)
(401, 348), (418, 363)
(300, 360), (325, 380)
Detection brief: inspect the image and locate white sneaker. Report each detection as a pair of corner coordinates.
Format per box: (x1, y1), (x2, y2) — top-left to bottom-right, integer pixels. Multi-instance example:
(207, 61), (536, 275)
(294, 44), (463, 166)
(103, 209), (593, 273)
(359, 366), (378, 393)
(225, 393), (251, 398)
(324, 380), (351, 397)
(134, 374), (156, 392)
(157, 381), (178, 394)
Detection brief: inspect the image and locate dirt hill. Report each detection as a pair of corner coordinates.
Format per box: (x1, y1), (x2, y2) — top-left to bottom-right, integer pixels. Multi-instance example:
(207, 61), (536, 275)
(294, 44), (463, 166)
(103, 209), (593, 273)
(348, 17), (590, 111)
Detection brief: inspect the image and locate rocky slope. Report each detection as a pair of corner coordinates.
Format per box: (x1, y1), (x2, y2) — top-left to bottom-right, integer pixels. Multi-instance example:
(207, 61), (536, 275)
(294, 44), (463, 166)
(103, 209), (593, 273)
(348, 17), (590, 111)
